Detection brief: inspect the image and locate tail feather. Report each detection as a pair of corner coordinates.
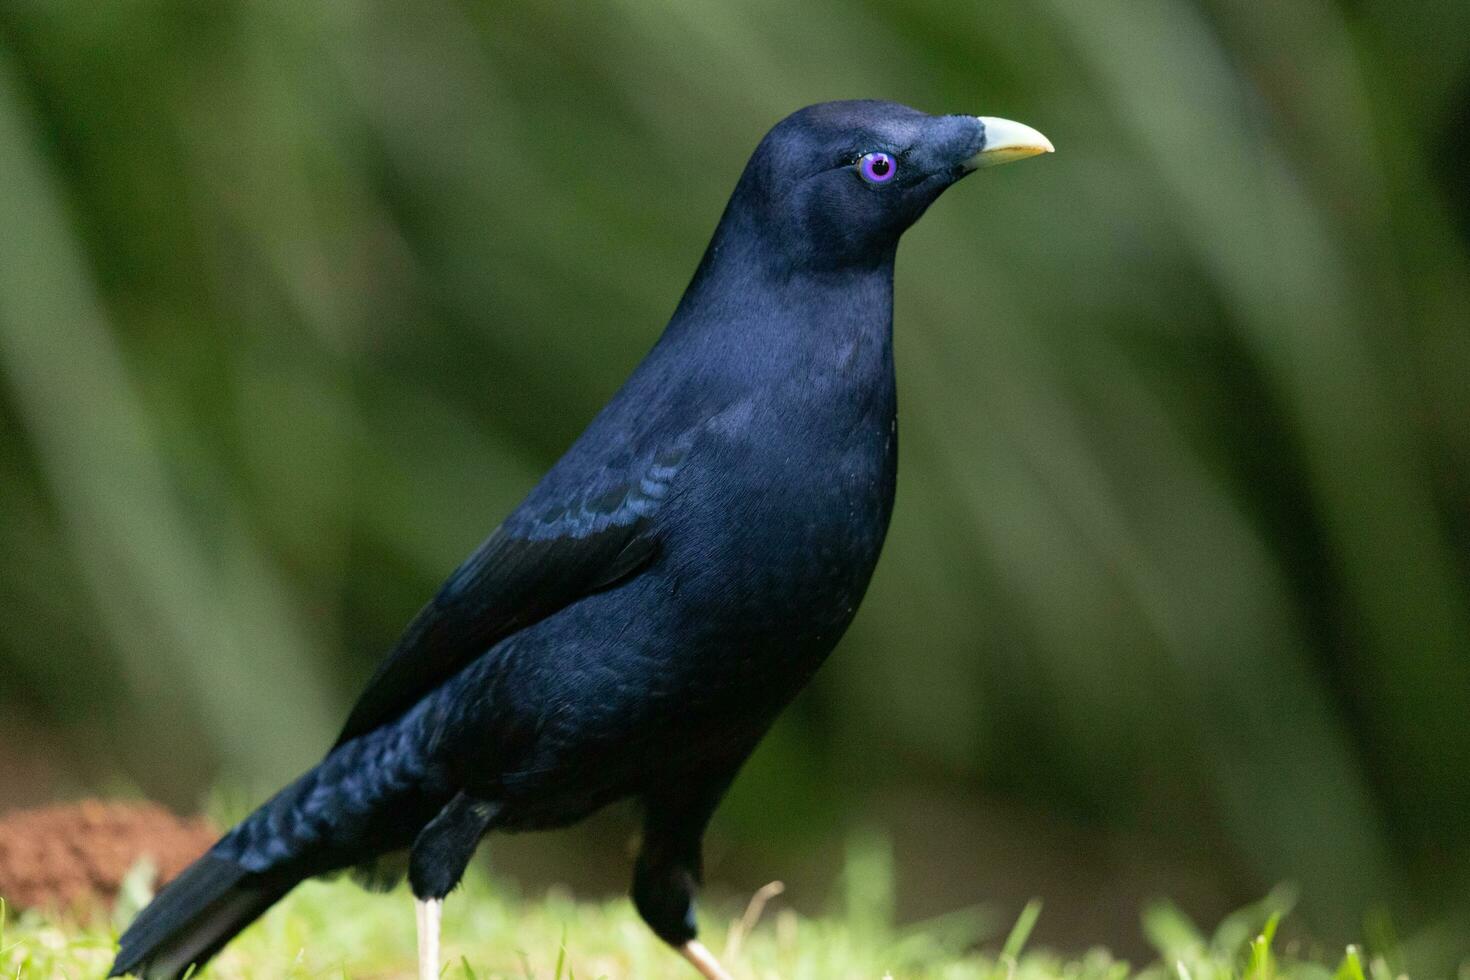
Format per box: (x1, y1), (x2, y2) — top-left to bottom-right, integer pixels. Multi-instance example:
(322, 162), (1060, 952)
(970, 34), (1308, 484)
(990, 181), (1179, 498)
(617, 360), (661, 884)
(108, 854), (295, 979)
(111, 710), (444, 976)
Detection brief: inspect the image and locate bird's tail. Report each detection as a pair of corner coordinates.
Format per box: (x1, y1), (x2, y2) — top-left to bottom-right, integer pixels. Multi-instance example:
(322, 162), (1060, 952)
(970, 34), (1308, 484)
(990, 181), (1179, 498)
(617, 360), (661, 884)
(110, 716), (443, 977)
(108, 852), (297, 978)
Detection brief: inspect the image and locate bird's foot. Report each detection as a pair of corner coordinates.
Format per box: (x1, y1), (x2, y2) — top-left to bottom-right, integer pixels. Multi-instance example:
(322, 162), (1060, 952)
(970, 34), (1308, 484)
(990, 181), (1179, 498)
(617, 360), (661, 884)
(416, 897), (443, 980)
(680, 940), (734, 980)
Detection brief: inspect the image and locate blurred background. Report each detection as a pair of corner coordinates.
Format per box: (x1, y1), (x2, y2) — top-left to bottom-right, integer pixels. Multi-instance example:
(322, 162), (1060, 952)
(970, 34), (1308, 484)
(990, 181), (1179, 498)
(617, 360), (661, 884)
(1, 0), (1467, 970)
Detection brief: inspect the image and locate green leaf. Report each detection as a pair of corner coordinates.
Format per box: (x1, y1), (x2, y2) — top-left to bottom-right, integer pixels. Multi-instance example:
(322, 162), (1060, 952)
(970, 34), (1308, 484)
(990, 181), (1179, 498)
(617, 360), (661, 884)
(1001, 899), (1043, 962)
(1335, 945), (1367, 980)
(1143, 900), (1204, 959)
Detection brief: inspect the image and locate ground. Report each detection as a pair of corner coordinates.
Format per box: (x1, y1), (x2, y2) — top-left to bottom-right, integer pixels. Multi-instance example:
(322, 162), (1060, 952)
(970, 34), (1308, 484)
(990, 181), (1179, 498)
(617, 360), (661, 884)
(1, 844), (1385, 980)
(0, 801), (216, 913)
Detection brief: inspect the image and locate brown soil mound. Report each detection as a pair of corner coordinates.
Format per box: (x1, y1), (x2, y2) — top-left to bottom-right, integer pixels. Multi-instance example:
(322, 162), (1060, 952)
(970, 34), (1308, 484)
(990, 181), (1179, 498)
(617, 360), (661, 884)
(0, 800), (216, 912)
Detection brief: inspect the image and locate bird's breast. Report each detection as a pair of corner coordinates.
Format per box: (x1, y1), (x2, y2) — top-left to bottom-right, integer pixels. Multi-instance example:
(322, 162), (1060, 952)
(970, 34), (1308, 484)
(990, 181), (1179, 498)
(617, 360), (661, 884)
(667, 368), (898, 663)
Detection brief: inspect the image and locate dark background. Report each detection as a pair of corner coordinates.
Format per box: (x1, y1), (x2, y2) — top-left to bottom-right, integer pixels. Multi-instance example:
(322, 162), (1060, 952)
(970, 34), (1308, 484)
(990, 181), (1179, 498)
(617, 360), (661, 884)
(1, 0), (1467, 970)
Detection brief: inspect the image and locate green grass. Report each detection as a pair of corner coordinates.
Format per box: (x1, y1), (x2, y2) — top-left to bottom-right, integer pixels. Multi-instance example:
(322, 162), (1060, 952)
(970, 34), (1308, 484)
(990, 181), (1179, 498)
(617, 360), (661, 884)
(1, 855), (1396, 980)
(4, 0), (1470, 930)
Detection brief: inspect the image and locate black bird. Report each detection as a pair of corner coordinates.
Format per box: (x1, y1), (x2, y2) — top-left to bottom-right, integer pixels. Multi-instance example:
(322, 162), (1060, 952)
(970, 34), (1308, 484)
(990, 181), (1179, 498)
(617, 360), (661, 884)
(109, 100), (1052, 980)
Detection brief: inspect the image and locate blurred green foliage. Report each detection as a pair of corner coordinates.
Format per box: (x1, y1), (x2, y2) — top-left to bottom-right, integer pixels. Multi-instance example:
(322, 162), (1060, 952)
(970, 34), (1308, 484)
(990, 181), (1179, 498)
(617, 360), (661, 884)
(0, 0), (1466, 968)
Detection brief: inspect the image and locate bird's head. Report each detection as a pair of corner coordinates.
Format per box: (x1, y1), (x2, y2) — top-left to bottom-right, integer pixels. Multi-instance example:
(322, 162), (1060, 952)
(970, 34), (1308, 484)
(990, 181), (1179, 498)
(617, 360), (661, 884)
(726, 99), (1052, 272)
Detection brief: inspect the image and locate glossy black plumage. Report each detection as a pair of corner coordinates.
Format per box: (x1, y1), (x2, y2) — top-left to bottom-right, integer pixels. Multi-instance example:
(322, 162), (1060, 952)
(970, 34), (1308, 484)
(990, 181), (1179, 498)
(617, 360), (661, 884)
(111, 101), (1011, 978)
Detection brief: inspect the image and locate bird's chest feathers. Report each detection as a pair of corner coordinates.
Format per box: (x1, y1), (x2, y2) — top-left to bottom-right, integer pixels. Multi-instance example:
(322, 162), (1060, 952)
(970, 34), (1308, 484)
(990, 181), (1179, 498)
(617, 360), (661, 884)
(694, 331), (898, 641)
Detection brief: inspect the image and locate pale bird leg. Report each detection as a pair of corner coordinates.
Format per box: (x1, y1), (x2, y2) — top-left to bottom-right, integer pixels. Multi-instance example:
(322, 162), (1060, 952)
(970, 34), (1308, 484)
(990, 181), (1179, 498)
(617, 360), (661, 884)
(416, 897), (443, 980)
(680, 939), (735, 980)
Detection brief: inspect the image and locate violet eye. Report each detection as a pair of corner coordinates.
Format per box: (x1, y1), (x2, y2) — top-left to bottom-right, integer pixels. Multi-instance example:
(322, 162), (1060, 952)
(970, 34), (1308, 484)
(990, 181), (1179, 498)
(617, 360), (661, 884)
(858, 151), (896, 184)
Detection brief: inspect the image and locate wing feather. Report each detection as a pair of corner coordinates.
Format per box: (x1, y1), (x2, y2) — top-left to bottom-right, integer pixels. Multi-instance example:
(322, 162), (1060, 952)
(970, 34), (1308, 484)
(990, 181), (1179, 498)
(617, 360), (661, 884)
(329, 403), (722, 749)
(330, 449), (688, 748)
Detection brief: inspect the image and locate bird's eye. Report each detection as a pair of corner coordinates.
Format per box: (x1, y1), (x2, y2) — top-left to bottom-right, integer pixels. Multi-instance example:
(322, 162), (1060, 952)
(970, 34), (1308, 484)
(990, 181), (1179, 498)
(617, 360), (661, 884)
(857, 151), (896, 184)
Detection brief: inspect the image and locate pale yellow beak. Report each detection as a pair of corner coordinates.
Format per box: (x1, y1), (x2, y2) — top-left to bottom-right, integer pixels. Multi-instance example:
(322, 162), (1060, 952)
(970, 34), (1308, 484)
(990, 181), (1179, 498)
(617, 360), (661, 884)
(966, 116), (1055, 170)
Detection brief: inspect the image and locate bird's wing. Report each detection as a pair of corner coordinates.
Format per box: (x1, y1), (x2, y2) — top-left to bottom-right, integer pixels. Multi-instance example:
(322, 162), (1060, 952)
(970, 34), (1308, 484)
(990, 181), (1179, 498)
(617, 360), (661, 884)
(331, 443), (691, 749)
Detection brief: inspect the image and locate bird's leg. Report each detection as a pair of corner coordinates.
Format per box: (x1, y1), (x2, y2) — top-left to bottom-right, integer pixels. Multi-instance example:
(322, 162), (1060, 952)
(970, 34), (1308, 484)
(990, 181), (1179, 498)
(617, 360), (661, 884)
(680, 938), (735, 980)
(416, 896), (442, 980)
(632, 775), (736, 979)
(409, 793), (501, 980)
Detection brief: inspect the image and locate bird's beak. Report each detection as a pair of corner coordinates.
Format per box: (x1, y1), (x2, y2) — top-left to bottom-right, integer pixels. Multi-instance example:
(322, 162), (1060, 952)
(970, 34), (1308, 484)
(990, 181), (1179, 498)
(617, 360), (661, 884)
(965, 117), (1055, 170)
